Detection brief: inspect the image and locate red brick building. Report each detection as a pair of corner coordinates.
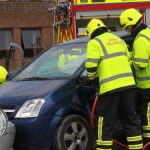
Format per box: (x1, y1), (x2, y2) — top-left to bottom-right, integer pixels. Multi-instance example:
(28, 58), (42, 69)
(0, 1), (54, 71)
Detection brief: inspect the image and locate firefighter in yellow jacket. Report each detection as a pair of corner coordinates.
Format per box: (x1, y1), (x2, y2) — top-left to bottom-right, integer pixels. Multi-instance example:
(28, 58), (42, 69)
(120, 8), (150, 148)
(0, 66), (8, 86)
(85, 19), (143, 150)
(58, 48), (81, 68)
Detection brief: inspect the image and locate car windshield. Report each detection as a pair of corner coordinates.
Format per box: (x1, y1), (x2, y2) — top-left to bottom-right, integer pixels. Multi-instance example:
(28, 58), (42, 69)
(12, 43), (87, 81)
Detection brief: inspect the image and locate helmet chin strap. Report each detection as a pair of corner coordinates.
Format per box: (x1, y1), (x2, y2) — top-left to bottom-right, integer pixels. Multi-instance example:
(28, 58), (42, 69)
(133, 22), (142, 31)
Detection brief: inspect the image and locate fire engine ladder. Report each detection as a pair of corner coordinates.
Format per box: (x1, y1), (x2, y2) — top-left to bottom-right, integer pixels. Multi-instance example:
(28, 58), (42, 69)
(48, 0), (73, 45)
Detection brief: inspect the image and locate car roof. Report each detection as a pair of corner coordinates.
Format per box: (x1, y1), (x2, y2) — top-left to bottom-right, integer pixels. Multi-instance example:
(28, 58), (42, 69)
(56, 31), (132, 46)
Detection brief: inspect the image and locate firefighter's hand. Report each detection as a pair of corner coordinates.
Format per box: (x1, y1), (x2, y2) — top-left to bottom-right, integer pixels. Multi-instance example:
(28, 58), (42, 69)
(87, 75), (99, 88)
(90, 77), (99, 90)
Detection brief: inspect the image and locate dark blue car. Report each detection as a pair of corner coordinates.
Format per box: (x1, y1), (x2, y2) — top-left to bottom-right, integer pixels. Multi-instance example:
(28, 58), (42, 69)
(0, 31), (134, 150)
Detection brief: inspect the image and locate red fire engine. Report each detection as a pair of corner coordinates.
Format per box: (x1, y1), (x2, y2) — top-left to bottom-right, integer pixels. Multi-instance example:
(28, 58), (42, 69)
(48, 0), (150, 44)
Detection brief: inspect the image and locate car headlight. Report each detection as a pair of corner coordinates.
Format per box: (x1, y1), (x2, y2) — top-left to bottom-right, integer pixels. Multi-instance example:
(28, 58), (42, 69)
(15, 99), (45, 118)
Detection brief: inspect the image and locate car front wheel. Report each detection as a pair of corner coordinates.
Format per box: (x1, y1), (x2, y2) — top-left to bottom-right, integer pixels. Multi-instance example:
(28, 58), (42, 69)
(51, 115), (92, 150)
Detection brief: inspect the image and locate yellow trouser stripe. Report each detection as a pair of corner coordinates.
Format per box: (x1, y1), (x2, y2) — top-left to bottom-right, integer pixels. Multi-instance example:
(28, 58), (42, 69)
(128, 144), (143, 149)
(127, 135), (142, 141)
(147, 103), (150, 125)
(143, 126), (150, 130)
(143, 133), (150, 138)
(98, 117), (103, 140)
(96, 148), (112, 150)
(97, 140), (112, 145)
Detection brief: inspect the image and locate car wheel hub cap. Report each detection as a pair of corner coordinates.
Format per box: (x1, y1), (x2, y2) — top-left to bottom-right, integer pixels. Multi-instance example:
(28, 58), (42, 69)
(73, 134), (80, 142)
(64, 122), (88, 149)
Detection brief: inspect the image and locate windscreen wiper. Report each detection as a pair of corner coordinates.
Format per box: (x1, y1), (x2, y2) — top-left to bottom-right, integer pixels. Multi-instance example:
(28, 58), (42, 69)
(16, 77), (53, 81)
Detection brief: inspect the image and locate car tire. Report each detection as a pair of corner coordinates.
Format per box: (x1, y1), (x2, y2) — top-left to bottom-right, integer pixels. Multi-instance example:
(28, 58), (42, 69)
(51, 115), (92, 150)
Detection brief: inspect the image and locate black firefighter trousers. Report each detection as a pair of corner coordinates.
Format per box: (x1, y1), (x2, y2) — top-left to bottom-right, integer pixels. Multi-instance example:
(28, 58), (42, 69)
(95, 88), (143, 150)
(138, 88), (150, 147)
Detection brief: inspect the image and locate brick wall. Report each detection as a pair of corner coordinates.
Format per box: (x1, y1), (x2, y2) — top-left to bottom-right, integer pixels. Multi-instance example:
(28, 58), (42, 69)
(0, 2), (54, 71)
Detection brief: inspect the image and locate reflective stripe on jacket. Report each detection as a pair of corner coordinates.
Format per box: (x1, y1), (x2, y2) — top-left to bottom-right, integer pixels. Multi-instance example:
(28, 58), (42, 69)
(133, 28), (150, 89)
(85, 32), (135, 95)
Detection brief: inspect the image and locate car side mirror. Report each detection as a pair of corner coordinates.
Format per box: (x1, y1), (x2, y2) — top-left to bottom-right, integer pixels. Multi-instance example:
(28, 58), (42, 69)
(6, 71), (17, 81)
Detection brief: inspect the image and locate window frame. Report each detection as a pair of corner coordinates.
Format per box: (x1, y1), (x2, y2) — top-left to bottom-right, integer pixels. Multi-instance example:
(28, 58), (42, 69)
(0, 29), (13, 60)
(21, 28), (43, 58)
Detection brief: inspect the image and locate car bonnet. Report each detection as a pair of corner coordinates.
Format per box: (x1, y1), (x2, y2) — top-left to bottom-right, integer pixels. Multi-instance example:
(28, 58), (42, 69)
(0, 80), (66, 105)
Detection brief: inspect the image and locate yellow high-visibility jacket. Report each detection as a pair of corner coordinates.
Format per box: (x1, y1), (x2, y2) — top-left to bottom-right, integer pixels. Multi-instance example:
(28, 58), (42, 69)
(58, 48), (81, 68)
(85, 32), (135, 95)
(0, 66), (8, 86)
(131, 28), (150, 89)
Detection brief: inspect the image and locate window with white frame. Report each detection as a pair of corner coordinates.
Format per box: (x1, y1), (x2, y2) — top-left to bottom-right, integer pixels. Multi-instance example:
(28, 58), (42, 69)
(21, 29), (43, 58)
(0, 30), (13, 60)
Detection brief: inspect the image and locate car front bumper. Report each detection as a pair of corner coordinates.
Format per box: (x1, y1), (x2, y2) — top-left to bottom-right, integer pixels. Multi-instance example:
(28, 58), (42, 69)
(0, 121), (15, 150)
(10, 115), (62, 150)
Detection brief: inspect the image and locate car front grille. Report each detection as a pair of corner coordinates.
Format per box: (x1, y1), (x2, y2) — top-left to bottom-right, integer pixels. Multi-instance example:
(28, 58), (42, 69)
(0, 104), (16, 117)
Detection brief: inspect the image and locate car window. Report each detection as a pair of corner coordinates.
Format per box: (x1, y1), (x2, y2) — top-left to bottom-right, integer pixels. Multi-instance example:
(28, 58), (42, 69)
(80, 69), (87, 77)
(60, 54), (85, 75)
(11, 43), (87, 81)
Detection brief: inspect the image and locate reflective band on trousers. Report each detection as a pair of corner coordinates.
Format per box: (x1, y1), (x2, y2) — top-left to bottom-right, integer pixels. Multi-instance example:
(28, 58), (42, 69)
(98, 117), (103, 140)
(143, 133), (150, 138)
(128, 144), (143, 149)
(143, 126), (150, 130)
(142, 103), (150, 138)
(127, 136), (142, 141)
(147, 103), (150, 125)
(97, 141), (112, 145)
(127, 135), (143, 149)
(96, 149), (111, 150)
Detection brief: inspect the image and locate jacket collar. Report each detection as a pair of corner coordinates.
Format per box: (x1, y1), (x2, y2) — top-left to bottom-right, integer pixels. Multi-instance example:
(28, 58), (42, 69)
(131, 23), (147, 37)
